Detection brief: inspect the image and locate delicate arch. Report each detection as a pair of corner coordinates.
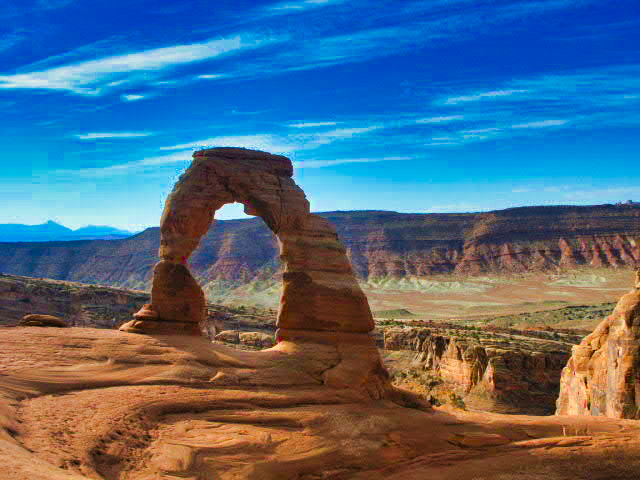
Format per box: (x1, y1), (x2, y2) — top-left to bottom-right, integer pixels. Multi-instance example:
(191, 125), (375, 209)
(120, 148), (374, 339)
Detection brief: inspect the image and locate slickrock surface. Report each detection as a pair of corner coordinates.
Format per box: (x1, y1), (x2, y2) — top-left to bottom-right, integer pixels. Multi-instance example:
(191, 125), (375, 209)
(384, 325), (573, 414)
(2, 328), (640, 479)
(556, 271), (640, 418)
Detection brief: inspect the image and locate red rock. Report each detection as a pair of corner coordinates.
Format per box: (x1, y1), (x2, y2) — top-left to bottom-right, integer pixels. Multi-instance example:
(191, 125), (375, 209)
(556, 270), (640, 418)
(121, 147), (374, 336)
(18, 314), (67, 328)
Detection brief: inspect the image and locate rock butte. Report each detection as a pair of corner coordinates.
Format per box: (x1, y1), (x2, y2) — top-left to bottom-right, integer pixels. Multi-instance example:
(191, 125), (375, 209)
(556, 269), (640, 418)
(120, 147), (390, 397)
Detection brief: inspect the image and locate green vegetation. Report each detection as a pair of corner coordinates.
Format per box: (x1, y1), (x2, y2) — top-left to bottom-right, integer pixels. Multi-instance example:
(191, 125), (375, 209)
(481, 302), (615, 329)
(449, 393), (466, 410)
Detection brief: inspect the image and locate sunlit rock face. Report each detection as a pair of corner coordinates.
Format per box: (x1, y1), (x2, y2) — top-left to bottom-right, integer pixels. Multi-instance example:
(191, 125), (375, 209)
(384, 326), (570, 414)
(120, 147), (374, 338)
(556, 270), (640, 418)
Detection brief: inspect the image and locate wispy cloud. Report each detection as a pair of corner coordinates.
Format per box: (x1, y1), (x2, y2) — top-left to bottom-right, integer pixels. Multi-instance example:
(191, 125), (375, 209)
(511, 119), (569, 129)
(73, 132), (154, 140)
(0, 34), (276, 95)
(427, 63), (640, 146)
(158, 125), (381, 154)
(444, 89), (528, 105)
(288, 121), (339, 128)
(294, 155), (414, 168)
(52, 151), (192, 177)
(461, 127), (501, 134)
(159, 134), (292, 153)
(266, 0), (343, 12)
(121, 94), (146, 101)
(0, 32), (25, 52)
(416, 115), (464, 124)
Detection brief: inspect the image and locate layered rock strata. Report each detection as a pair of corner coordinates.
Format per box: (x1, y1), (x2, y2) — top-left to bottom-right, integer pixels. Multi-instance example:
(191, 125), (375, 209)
(0, 273), (149, 329)
(385, 326), (572, 413)
(1, 205), (638, 292)
(556, 271), (640, 418)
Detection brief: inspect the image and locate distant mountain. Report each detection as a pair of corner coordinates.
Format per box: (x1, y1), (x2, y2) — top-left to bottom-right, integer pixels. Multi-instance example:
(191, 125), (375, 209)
(0, 221), (137, 242)
(0, 205), (638, 304)
(68, 225), (136, 240)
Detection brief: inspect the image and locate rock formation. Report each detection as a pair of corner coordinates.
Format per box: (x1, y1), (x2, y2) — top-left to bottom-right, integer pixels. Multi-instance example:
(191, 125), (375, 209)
(121, 147), (373, 338)
(385, 325), (572, 413)
(0, 273), (149, 328)
(119, 148), (388, 396)
(556, 270), (640, 418)
(18, 314), (67, 328)
(1, 205), (638, 292)
(214, 330), (275, 349)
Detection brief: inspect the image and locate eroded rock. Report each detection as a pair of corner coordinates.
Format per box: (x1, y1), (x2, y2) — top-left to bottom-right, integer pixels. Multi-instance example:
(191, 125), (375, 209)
(120, 148), (373, 337)
(18, 314), (68, 328)
(118, 147), (388, 397)
(556, 270), (640, 418)
(385, 326), (571, 414)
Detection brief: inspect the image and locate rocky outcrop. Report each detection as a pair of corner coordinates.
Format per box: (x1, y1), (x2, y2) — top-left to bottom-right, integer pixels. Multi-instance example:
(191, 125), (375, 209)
(556, 271), (640, 418)
(0, 205), (638, 294)
(0, 273), (150, 329)
(214, 330), (275, 349)
(18, 314), (67, 328)
(385, 325), (572, 413)
(454, 206), (640, 274)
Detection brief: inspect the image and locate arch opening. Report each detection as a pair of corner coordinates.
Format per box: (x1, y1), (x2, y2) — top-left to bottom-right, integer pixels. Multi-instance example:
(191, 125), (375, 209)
(197, 201), (283, 350)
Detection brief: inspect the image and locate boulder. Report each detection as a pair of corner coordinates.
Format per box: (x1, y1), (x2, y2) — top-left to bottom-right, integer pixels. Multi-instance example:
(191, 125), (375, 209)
(18, 314), (67, 328)
(239, 331), (275, 349)
(214, 330), (275, 349)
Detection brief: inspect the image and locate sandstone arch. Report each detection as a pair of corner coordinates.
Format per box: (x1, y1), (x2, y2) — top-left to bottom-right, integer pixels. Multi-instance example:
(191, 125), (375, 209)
(120, 147), (374, 343)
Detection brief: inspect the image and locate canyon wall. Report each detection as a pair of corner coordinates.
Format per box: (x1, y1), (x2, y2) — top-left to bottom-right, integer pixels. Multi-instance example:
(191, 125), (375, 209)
(0, 204), (638, 293)
(556, 273), (640, 418)
(0, 274), (244, 331)
(384, 325), (573, 414)
(0, 273), (149, 328)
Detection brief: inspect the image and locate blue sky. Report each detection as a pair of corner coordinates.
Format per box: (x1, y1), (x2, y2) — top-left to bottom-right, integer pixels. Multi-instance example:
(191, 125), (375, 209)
(1, 0), (639, 230)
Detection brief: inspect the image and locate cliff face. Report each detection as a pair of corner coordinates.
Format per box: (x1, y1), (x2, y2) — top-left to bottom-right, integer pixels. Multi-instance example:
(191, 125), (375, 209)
(0, 205), (638, 292)
(0, 273), (271, 334)
(455, 205), (640, 274)
(384, 326), (572, 414)
(0, 273), (150, 329)
(556, 274), (640, 418)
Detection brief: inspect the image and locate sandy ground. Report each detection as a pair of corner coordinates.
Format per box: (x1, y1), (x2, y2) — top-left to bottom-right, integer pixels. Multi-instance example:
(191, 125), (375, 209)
(1, 327), (640, 480)
(363, 268), (634, 320)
